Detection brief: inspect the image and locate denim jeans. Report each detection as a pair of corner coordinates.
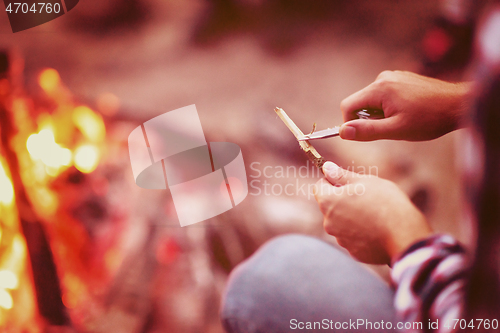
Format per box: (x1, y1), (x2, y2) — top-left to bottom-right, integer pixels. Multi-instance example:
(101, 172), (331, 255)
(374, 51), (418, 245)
(220, 234), (399, 332)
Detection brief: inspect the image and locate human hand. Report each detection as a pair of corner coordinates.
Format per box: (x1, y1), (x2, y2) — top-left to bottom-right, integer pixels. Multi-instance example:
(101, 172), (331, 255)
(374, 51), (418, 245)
(314, 161), (432, 265)
(339, 70), (472, 141)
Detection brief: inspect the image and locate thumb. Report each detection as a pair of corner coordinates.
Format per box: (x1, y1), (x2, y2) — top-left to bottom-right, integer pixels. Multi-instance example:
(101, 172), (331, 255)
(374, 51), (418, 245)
(339, 117), (400, 141)
(322, 161), (359, 186)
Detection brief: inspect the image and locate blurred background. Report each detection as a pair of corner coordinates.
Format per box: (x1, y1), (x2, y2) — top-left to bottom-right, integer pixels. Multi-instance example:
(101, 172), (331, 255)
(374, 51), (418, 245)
(0, 0), (479, 332)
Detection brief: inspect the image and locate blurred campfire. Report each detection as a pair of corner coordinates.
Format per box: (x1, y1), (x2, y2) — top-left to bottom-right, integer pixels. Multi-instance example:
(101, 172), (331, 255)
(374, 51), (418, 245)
(0, 49), (272, 333)
(0, 50), (113, 331)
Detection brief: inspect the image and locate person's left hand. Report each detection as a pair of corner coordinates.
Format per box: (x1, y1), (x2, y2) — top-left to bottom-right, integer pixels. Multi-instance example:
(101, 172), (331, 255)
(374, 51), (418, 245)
(314, 161), (432, 265)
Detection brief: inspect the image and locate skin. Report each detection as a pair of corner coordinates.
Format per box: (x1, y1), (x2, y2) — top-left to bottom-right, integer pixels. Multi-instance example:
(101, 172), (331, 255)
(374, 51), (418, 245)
(314, 71), (471, 264)
(315, 162), (431, 265)
(339, 70), (472, 141)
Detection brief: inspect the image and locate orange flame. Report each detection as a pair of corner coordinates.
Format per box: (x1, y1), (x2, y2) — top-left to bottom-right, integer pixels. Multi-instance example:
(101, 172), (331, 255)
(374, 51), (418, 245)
(0, 161), (14, 206)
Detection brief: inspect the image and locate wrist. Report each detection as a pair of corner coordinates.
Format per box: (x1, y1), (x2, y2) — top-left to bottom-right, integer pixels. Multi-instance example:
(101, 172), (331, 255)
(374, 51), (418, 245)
(391, 234), (465, 268)
(386, 213), (433, 262)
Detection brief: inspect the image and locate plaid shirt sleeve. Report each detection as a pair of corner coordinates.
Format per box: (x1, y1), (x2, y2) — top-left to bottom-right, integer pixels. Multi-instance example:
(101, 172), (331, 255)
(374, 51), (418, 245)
(391, 235), (469, 333)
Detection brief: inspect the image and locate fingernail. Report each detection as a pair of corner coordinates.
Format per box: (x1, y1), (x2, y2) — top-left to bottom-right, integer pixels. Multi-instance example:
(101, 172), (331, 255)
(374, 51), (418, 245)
(323, 161), (339, 174)
(341, 125), (356, 140)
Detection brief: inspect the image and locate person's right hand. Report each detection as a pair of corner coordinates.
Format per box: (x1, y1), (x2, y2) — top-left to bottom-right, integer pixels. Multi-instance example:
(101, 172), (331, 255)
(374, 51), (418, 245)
(339, 70), (472, 141)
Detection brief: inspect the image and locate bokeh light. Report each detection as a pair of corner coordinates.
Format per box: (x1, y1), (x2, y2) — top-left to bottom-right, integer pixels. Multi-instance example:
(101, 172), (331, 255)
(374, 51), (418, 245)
(38, 68), (60, 93)
(0, 271), (18, 290)
(74, 144), (100, 174)
(97, 93), (120, 116)
(26, 129), (72, 172)
(72, 106), (106, 143)
(0, 290), (13, 310)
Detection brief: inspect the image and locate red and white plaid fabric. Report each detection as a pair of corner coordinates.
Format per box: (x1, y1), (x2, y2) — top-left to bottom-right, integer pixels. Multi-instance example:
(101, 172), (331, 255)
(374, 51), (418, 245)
(391, 235), (469, 332)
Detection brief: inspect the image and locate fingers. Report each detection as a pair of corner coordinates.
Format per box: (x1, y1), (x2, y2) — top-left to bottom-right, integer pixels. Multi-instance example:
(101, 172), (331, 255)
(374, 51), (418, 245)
(314, 178), (341, 215)
(339, 71), (401, 141)
(340, 81), (385, 122)
(314, 161), (368, 210)
(314, 178), (334, 201)
(313, 164), (346, 211)
(339, 116), (400, 141)
(322, 161), (359, 186)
